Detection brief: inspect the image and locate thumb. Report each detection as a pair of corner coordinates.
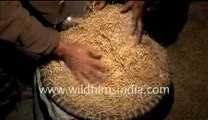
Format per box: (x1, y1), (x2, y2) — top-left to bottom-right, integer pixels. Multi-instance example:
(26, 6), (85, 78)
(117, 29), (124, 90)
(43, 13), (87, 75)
(121, 1), (133, 13)
(98, 1), (106, 10)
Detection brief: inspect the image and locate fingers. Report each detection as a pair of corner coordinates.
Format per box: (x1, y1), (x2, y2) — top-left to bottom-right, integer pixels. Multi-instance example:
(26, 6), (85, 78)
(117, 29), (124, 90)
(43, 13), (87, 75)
(84, 57), (106, 82)
(86, 1), (106, 11)
(63, 59), (72, 70)
(80, 65), (106, 83)
(70, 57), (106, 83)
(97, 1), (106, 10)
(121, 1), (141, 35)
(80, 66), (92, 80)
(137, 27), (144, 44)
(88, 50), (105, 72)
(63, 42), (107, 84)
(89, 58), (106, 73)
(121, 1), (133, 13)
(88, 51), (102, 60)
(131, 8), (141, 35)
(121, 1), (146, 44)
(74, 71), (86, 84)
(67, 17), (79, 27)
(85, 1), (93, 12)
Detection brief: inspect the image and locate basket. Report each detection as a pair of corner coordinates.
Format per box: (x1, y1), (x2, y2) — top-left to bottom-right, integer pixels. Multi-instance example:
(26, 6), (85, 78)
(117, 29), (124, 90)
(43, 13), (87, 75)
(40, 5), (171, 120)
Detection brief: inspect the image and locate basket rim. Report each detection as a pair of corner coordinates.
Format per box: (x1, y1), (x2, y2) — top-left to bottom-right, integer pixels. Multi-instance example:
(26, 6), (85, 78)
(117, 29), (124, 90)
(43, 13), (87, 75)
(38, 69), (170, 120)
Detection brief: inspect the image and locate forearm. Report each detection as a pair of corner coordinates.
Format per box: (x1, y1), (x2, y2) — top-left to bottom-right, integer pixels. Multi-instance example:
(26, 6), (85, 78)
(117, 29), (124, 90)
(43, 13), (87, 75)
(0, 1), (60, 58)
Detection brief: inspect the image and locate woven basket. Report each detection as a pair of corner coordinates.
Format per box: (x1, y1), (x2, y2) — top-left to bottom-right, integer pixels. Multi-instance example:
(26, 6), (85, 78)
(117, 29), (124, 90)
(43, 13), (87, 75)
(41, 5), (170, 120)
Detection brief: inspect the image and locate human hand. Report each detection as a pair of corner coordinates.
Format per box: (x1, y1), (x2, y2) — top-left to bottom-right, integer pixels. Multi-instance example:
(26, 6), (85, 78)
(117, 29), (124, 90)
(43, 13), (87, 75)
(54, 42), (106, 83)
(86, 1), (107, 12)
(121, 1), (147, 43)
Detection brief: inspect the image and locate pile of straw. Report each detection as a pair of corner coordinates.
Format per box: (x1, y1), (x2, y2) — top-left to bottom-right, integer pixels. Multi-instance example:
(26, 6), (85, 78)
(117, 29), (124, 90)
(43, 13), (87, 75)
(41, 5), (170, 119)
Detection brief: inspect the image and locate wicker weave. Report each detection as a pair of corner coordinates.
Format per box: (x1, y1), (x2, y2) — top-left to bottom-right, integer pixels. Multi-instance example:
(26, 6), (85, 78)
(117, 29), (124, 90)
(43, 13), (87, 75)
(41, 5), (170, 120)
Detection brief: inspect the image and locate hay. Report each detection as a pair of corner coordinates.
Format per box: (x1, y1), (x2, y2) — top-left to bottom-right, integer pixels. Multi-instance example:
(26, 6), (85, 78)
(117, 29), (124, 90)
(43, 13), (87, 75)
(41, 5), (170, 119)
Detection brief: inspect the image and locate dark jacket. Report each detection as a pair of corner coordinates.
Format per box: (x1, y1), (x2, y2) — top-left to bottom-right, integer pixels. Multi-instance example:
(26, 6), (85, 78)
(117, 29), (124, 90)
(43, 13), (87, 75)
(0, 1), (68, 57)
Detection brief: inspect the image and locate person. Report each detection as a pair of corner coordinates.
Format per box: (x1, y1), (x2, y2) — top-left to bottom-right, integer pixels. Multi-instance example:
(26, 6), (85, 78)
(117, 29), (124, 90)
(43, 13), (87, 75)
(0, 1), (105, 118)
(93, 0), (190, 46)
(0, 0), (143, 118)
(88, 1), (147, 43)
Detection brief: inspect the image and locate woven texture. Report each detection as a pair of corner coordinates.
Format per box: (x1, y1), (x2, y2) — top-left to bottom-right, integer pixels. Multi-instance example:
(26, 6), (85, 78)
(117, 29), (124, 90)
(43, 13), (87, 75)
(41, 5), (170, 119)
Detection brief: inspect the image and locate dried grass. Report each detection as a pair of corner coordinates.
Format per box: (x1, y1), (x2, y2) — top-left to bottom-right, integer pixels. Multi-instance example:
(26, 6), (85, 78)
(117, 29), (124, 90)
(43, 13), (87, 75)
(41, 5), (170, 119)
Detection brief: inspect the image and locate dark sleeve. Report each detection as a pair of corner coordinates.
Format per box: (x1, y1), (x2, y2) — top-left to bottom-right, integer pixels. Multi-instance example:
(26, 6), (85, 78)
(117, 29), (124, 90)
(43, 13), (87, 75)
(0, 1), (60, 57)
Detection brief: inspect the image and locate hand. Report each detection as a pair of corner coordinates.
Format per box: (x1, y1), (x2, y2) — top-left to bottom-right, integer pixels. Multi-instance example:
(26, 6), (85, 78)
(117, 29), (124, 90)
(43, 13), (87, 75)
(121, 1), (147, 43)
(66, 17), (80, 27)
(86, 1), (106, 12)
(54, 41), (106, 83)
